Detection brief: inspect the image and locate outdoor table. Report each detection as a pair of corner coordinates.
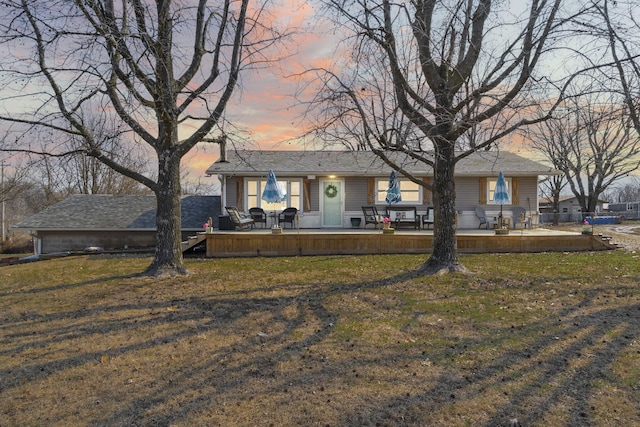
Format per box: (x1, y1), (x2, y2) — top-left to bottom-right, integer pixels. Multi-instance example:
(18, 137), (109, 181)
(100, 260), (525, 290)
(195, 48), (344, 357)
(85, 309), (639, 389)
(494, 217), (511, 229)
(268, 212), (278, 227)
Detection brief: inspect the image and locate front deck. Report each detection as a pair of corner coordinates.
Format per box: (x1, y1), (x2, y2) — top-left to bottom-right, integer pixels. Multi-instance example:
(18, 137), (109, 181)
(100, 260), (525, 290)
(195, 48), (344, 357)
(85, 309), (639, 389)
(202, 227), (617, 258)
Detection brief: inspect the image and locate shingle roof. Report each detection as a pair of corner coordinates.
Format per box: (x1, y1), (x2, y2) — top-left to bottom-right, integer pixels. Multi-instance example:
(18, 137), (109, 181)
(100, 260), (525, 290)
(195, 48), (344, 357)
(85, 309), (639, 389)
(206, 150), (555, 177)
(13, 195), (221, 231)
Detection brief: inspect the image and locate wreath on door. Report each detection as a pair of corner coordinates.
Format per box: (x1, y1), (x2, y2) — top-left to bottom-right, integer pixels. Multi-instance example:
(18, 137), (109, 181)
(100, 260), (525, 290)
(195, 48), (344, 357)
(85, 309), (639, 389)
(325, 184), (338, 198)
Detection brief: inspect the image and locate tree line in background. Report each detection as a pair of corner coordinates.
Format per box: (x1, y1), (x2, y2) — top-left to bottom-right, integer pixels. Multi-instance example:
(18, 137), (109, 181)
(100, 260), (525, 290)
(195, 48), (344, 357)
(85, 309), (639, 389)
(1, 1), (640, 275)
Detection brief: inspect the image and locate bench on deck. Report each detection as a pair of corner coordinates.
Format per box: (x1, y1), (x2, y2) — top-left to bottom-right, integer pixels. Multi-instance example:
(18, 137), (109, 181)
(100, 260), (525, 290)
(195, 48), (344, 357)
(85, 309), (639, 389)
(385, 206), (420, 229)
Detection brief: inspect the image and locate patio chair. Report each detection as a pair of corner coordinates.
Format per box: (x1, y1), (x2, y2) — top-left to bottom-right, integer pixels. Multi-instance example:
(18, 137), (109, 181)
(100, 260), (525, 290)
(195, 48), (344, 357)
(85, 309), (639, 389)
(278, 207), (298, 228)
(362, 206), (381, 229)
(512, 206), (532, 229)
(475, 206), (496, 230)
(248, 207), (267, 228)
(225, 206), (255, 230)
(422, 207), (434, 230)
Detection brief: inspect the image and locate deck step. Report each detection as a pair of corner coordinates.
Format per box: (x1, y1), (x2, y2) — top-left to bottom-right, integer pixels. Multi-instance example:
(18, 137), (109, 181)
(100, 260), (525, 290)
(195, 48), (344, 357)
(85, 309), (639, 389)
(181, 234), (207, 252)
(595, 234), (619, 250)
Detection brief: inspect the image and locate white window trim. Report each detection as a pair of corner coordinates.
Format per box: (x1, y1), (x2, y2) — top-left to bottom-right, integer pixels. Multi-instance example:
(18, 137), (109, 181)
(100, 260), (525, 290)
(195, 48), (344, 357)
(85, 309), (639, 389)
(375, 178), (422, 205)
(487, 176), (513, 205)
(245, 178), (303, 210)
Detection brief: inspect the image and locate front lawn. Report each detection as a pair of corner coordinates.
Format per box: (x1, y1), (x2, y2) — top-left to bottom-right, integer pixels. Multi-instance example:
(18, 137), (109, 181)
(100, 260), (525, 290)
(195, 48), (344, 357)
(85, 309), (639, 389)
(1, 251), (638, 426)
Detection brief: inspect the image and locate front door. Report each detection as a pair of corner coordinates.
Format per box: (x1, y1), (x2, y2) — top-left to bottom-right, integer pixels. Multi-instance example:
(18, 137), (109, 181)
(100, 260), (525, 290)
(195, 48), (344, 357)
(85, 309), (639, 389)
(321, 179), (343, 227)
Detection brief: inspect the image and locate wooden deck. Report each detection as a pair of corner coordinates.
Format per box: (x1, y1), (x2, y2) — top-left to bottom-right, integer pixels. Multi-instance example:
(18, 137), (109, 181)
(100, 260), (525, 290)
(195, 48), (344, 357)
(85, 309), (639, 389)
(203, 228), (618, 258)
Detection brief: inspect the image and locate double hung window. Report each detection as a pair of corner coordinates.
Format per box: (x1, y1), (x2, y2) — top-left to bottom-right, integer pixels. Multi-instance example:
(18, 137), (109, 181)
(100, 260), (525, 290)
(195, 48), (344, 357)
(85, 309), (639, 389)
(246, 179), (301, 210)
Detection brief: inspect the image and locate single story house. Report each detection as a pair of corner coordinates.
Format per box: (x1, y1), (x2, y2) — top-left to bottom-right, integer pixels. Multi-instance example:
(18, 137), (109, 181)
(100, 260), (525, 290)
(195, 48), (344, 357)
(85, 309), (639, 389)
(539, 195), (608, 223)
(608, 201), (640, 220)
(206, 150), (553, 229)
(12, 194), (221, 255)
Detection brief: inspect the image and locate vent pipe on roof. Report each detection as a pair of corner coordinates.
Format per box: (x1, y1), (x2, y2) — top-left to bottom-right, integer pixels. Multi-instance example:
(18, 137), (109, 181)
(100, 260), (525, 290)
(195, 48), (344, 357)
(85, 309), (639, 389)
(205, 134), (227, 162)
(219, 134), (227, 162)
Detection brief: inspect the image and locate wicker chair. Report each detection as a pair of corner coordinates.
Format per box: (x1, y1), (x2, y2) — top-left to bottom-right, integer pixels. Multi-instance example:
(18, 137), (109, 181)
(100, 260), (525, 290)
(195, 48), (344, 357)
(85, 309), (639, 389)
(248, 207), (267, 228)
(278, 207), (298, 228)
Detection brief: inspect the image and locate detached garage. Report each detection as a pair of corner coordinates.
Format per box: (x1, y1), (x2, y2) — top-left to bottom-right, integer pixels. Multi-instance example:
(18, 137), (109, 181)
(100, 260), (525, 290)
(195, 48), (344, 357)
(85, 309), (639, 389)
(12, 194), (221, 255)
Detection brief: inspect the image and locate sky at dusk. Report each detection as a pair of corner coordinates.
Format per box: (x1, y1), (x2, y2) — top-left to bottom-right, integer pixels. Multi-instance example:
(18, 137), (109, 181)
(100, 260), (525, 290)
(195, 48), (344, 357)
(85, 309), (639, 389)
(3, 1), (634, 188)
(183, 0), (336, 182)
(182, 0), (542, 183)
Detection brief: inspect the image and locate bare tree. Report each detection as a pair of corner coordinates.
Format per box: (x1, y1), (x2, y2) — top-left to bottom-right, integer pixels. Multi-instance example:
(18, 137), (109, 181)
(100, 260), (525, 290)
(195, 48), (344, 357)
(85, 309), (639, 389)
(0, 159), (31, 241)
(538, 174), (567, 226)
(595, 0), (640, 133)
(531, 91), (640, 219)
(602, 176), (640, 203)
(308, 0), (570, 274)
(0, 0), (287, 276)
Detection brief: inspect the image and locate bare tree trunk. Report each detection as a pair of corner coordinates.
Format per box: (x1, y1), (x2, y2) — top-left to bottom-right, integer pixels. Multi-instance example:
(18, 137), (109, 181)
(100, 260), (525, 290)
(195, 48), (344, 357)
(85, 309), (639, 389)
(144, 153), (184, 276)
(418, 147), (468, 275)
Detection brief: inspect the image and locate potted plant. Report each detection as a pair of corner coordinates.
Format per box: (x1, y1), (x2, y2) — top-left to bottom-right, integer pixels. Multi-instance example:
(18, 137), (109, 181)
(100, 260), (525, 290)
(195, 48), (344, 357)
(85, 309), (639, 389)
(350, 217), (362, 228)
(382, 217), (394, 234)
(203, 218), (213, 233)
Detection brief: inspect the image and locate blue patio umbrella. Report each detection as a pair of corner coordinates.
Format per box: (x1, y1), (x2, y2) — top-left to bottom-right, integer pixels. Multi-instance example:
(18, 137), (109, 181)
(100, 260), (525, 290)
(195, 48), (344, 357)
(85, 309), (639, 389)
(494, 171), (510, 219)
(261, 170), (287, 204)
(385, 171), (402, 204)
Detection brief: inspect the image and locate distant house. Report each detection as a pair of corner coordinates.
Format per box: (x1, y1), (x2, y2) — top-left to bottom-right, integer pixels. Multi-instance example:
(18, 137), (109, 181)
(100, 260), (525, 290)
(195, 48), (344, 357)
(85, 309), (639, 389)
(12, 195), (221, 254)
(607, 201), (640, 220)
(206, 150), (553, 229)
(539, 195), (608, 223)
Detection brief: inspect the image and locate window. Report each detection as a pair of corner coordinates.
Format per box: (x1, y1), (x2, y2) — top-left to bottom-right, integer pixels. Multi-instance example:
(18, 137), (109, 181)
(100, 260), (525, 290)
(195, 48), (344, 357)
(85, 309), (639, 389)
(487, 177), (512, 205)
(246, 178), (302, 210)
(376, 178), (421, 204)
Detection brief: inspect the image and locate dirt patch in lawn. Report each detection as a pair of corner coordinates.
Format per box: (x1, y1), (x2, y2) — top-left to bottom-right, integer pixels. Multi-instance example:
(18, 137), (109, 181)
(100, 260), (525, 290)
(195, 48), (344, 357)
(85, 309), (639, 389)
(549, 221), (640, 251)
(1, 251), (639, 426)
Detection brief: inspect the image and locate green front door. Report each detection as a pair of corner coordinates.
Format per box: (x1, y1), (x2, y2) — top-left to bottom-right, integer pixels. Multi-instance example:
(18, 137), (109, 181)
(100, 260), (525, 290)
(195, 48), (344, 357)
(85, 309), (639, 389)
(322, 180), (343, 227)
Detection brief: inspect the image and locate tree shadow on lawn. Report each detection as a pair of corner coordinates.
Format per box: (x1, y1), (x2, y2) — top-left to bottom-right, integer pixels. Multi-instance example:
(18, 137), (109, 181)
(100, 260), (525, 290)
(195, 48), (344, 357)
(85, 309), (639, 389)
(1, 268), (638, 426)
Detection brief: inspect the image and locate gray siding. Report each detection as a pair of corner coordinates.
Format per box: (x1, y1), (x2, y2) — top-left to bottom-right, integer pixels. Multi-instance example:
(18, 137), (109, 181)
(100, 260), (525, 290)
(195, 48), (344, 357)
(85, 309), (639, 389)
(455, 177), (539, 210)
(39, 230), (155, 253)
(309, 180), (320, 212)
(345, 177), (369, 211)
(225, 174), (539, 221)
(455, 177), (479, 210)
(225, 177), (239, 208)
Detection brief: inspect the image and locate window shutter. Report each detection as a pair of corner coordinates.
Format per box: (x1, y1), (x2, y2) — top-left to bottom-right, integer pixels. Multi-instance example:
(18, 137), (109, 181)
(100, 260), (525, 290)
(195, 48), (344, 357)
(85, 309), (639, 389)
(303, 178), (311, 212)
(236, 177), (244, 211)
(479, 177), (487, 204)
(512, 177), (519, 205)
(367, 178), (375, 204)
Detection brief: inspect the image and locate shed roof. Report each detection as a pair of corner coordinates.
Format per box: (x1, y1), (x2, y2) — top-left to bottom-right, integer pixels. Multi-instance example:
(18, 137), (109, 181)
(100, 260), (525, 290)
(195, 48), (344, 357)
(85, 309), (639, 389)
(206, 150), (556, 177)
(13, 195), (220, 231)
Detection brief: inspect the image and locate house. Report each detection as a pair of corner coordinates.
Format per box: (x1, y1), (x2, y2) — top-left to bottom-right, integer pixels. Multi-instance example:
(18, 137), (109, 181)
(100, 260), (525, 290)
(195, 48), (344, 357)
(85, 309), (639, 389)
(12, 195), (221, 254)
(539, 195), (608, 223)
(602, 201), (639, 220)
(206, 150), (552, 229)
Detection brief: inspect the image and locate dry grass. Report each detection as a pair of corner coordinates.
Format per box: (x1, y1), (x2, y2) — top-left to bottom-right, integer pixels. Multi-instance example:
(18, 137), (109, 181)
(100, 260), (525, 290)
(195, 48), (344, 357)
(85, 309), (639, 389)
(1, 249), (639, 427)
